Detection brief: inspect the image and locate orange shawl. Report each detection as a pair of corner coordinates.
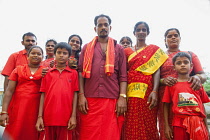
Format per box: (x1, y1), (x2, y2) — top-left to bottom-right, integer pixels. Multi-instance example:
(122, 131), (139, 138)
(82, 36), (115, 78)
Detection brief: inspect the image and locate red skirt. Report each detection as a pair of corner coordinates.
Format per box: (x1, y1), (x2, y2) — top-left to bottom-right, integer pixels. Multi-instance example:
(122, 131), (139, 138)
(124, 97), (159, 140)
(79, 98), (124, 140)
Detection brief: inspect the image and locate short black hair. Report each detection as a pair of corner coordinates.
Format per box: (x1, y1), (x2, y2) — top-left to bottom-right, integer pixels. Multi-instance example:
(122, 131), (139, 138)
(27, 45), (43, 56)
(45, 39), (57, 46)
(22, 32), (37, 41)
(54, 42), (71, 56)
(94, 14), (111, 26)
(120, 36), (133, 47)
(172, 52), (192, 65)
(133, 21), (150, 35)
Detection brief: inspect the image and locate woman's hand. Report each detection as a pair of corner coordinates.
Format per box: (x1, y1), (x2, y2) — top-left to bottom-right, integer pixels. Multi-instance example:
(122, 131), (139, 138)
(162, 77), (177, 86)
(188, 75), (201, 90)
(147, 91), (158, 110)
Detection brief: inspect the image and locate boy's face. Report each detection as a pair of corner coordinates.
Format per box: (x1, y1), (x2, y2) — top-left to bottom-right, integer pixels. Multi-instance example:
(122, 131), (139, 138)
(174, 56), (193, 74)
(55, 48), (69, 64)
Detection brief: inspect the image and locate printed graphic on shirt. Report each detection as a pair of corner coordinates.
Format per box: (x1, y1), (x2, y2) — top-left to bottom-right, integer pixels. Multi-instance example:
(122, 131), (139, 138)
(177, 92), (200, 114)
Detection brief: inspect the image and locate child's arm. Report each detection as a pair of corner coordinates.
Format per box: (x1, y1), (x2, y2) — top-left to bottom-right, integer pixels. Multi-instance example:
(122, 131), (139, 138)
(0, 80), (17, 127)
(164, 102), (173, 140)
(35, 92), (45, 131)
(203, 104), (210, 137)
(68, 91), (77, 130)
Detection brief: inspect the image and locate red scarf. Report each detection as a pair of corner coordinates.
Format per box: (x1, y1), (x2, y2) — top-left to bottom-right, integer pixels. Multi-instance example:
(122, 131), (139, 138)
(82, 36), (115, 78)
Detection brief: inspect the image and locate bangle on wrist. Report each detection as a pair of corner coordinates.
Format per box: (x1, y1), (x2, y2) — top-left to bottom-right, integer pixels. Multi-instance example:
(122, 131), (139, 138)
(78, 93), (84, 95)
(152, 90), (157, 93)
(0, 111), (8, 115)
(38, 116), (42, 118)
(160, 78), (165, 84)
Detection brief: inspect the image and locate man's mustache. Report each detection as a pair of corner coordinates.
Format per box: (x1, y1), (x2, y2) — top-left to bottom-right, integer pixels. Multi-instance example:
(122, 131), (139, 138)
(100, 29), (107, 33)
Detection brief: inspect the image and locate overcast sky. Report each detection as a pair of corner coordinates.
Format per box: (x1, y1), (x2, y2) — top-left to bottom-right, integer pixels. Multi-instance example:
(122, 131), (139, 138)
(0, 0), (210, 72)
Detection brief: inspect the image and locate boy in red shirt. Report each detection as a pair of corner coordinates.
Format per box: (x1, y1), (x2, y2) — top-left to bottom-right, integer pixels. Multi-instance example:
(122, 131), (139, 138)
(36, 42), (79, 140)
(163, 52), (209, 140)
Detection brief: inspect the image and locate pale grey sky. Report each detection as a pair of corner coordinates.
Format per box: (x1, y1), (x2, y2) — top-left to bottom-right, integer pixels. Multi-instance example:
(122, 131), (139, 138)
(0, 0), (210, 72)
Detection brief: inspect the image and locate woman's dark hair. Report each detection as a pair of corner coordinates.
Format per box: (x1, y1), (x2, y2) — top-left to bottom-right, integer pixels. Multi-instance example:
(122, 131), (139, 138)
(133, 21), (150, 35)
(54, 42), (72, 56)
(172, 52), (192, 65)
(120, 36), (133, 47)
(164, 28), (181, 48)
(27, 45), (43, 56)
(68, 34), (82, 61)
(45, 39), (57, 46)
(164, 28), (180, 39)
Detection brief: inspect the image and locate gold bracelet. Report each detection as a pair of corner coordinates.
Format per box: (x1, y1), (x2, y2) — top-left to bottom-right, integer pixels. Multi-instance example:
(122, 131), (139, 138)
(38, 116), (42, 118)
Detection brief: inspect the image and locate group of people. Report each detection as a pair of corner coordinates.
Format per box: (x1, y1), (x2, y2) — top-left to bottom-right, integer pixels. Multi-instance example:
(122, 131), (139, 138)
(0, 14), (209, 140)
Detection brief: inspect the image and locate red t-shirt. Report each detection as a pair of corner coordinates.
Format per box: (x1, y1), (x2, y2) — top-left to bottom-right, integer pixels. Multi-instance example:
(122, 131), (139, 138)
(40, 66), (79, 126)
(2, 49), (28, 76)
(162, 82), (209, 126)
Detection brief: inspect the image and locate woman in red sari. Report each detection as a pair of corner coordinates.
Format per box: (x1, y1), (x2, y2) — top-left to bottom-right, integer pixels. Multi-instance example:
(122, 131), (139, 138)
(0, 46), (44, 140)
(124, 21), (168, 140)
(158, 28), (207, 140)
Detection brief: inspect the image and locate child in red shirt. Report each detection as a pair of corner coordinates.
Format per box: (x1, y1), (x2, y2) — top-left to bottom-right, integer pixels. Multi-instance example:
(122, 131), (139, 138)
(163, 52), (209, 140)
(36, 42), (79, 140)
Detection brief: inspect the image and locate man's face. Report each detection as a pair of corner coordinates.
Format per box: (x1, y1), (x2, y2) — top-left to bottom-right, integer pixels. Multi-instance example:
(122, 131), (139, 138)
(22, 36), (37, 51)
(94, 17), (111, 38)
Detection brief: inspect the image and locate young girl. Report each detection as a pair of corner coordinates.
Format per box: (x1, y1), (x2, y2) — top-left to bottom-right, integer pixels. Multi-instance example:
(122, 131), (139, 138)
(0, 46), (44, 140)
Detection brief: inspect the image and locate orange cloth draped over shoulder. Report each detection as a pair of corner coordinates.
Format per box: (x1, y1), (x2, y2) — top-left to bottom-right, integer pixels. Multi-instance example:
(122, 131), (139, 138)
(82, 36), (115, 78)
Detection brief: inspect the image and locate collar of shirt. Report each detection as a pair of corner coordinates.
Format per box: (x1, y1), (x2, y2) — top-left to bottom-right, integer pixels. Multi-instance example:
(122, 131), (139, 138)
(21, 49), (27, 55)
(50, 65), (72, 73)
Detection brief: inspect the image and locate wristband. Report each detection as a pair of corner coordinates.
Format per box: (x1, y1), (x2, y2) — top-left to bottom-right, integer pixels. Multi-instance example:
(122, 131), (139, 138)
(78, 93), (84, 95)
(119, 94), (127, 98)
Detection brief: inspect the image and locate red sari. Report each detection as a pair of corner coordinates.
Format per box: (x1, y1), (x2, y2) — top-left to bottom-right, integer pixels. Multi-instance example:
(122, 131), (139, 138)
(158, 51), (204, 140)
(3, 64), (43, 140)
(124, 45), (168, 140)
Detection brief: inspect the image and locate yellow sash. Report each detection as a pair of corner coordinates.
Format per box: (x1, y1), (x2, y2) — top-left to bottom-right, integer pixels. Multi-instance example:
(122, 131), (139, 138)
(127, 82), (148, 98)
(135, 48), (168, 75)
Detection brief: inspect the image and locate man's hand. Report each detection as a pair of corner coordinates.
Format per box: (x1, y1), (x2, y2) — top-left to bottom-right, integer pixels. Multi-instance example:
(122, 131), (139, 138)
(0, 114), (9, 127)
(116, 96), (127, 116)
(78, 94), (89, 114)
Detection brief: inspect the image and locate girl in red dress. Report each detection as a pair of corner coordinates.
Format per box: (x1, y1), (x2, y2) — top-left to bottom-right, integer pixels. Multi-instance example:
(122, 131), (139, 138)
(0, 46), (44, 140)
